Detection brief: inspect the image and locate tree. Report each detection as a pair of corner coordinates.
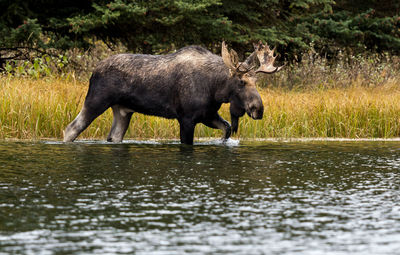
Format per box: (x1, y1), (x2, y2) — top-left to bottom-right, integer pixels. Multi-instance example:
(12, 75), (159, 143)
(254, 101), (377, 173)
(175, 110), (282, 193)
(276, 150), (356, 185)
(0, 0), (399, 67)
(67, 0), (234, 53)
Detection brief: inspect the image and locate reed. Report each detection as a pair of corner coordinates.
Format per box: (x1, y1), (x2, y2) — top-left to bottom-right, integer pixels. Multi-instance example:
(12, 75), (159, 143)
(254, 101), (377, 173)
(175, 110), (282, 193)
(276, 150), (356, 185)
(1, 76), (400, 140)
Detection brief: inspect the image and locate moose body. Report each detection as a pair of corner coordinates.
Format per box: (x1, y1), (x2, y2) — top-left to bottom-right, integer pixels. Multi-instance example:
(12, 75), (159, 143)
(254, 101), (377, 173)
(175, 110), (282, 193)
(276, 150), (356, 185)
(64, 42), (282, 144)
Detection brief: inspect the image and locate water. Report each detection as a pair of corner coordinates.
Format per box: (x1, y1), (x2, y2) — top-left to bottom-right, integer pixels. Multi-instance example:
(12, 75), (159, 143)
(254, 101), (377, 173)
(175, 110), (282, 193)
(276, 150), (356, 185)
(0, 140), (400, 254)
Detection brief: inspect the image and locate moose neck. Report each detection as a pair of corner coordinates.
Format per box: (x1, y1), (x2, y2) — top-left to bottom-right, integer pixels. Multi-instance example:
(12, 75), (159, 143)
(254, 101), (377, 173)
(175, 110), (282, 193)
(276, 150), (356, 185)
(214, 76), (240, 104)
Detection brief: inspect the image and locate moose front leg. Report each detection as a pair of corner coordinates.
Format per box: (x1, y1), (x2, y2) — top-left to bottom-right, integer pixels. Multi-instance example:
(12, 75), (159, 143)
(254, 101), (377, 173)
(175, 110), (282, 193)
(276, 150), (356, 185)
(179, 118), (196, 145)
(203, 113), (232, 141)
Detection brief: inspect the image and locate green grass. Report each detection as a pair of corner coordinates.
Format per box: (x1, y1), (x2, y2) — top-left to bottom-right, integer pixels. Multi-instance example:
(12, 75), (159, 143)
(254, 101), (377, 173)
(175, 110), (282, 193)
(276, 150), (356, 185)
(1, 76), (400, 141)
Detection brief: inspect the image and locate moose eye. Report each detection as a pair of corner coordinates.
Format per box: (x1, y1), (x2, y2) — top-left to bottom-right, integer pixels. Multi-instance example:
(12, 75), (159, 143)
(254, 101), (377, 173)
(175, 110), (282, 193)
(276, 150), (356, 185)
(239, 80), (246, 87)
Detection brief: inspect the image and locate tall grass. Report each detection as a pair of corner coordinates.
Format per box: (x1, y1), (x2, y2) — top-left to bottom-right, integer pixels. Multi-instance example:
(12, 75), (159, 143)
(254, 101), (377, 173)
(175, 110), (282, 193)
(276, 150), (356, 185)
(1, 76), (400, 140)
(256, 84), (400, 138)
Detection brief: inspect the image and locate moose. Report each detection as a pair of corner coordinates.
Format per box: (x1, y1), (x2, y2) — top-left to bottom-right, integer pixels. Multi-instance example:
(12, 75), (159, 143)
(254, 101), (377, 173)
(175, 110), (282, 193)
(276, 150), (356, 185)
(63, 41), (283, 144)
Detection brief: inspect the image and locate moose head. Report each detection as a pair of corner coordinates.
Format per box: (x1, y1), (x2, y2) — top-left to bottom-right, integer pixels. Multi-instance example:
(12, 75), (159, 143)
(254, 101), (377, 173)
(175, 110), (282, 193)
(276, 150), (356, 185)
(221, 41), (283, 133)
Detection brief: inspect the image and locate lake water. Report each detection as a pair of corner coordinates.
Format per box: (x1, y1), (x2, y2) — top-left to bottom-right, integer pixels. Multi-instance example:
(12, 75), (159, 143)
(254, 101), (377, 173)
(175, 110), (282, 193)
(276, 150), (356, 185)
(0, 140), (400, 254)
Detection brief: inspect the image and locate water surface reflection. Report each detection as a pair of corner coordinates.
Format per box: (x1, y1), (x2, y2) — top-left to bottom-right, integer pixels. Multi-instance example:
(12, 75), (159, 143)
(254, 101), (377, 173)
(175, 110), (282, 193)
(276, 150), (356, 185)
(0, 140), (399, 254)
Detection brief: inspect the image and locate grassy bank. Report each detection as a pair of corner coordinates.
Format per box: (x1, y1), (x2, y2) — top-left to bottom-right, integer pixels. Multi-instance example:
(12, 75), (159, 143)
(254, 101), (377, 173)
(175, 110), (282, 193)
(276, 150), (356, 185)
(1, 76), (400, 140)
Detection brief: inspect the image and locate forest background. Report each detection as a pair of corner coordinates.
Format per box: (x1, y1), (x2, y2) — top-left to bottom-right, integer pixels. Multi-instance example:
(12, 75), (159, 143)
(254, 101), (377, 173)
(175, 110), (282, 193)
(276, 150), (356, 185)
(1, 0), (400, 63)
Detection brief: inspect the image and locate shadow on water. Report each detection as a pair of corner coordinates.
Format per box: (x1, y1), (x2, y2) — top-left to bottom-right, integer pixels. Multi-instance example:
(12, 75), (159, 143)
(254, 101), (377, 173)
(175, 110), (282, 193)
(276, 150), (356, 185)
(0, 140), (400, 254)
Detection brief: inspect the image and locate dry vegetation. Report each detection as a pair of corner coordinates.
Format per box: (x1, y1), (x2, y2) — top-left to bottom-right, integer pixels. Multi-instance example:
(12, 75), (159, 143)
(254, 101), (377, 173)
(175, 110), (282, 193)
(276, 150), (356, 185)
(1, 74), (400, 141)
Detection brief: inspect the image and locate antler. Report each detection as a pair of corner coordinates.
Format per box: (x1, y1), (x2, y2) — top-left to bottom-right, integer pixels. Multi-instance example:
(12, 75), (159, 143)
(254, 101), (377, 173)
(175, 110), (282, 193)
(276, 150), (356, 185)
(221, 41), (251, 76)
(254, 41), (284, 74)
(221, 41), (238, 72)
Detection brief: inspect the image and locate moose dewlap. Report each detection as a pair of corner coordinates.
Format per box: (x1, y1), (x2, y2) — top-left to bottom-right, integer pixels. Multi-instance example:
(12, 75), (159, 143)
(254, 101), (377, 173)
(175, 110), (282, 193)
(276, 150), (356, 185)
(63, 41), (283, 144)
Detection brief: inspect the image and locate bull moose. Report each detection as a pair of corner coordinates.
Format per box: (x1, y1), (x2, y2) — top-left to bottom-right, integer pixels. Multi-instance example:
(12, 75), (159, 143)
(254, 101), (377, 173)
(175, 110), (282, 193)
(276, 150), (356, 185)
(63, 41), (283, 144)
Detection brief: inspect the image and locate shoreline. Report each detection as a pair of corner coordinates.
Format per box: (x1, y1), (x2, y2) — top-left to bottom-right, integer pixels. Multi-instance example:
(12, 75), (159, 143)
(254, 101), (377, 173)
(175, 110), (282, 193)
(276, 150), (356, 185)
(2, 137), (400, 144)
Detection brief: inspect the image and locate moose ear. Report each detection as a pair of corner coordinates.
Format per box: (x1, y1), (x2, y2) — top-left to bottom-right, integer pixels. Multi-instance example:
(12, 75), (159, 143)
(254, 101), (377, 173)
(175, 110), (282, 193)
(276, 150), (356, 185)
(229, 49), (239, 67)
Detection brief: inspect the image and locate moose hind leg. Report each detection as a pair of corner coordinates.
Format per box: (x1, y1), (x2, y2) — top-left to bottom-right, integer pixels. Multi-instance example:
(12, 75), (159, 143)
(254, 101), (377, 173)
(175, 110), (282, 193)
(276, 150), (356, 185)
(203, 114), (231, 140)
(107, 105), (133, 143)
(64, 104), (107, 142)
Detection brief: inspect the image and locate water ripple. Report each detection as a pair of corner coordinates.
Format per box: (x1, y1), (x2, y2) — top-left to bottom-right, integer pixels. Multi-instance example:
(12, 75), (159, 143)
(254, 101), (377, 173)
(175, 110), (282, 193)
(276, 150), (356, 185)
(1, 141), (400, 254)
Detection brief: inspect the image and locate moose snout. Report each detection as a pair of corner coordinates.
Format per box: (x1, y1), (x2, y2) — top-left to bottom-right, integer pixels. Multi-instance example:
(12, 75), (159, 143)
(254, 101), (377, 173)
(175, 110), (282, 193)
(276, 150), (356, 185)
(252, 107), (264, 119)
(247, 103), (264, 120)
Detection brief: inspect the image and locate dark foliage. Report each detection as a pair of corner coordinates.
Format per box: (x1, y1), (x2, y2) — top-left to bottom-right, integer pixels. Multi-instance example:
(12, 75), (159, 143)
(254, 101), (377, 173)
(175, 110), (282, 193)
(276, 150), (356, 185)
(1, 0), (399, 65)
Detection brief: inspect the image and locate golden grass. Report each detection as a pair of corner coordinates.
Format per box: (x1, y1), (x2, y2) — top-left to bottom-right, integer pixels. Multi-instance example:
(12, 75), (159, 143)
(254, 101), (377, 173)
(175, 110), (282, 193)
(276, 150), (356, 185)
(257, 84), (400, 138)
(1, 76), (400, 140)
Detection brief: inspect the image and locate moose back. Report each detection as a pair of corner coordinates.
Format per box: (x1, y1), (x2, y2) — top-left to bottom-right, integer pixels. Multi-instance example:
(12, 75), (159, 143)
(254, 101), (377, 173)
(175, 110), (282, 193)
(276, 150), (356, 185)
(63, 42), (282, 144)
